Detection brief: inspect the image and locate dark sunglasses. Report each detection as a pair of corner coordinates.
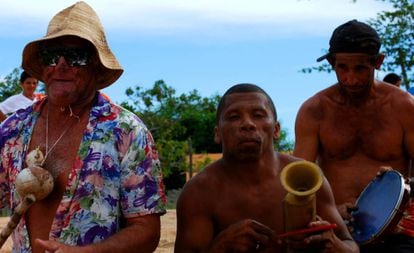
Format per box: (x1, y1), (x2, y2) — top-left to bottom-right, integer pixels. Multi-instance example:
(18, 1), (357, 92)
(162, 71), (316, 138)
(39, 47), (93, 67)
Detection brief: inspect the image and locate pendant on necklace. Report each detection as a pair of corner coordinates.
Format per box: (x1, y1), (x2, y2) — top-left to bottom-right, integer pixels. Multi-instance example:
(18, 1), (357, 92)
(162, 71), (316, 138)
(16, 147), (54, 201)
(26, 147), (45, 167)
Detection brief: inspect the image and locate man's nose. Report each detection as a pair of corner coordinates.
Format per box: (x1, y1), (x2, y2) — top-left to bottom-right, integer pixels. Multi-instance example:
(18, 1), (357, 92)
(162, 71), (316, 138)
(240, 116), (256, 131)
(55, 56), (70, 69)
(346, 73), (359, 85)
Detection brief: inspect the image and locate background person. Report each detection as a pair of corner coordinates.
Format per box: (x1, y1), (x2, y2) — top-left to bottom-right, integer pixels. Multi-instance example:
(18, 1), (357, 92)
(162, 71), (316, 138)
(0, 71), (43, 122)
(0, 2), (166, 253)
(294, 20), (414, 252)
(174, 83), (358, 253)
(383, 72), (402, 87)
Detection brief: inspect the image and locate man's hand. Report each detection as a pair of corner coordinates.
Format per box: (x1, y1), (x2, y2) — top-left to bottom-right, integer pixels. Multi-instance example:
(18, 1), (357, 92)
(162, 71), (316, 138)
(377, 166), (393, 177)
(210, 219), (275, 252)
(336, 203), (357, 233)
(337, 203), (357, 221)
(35, 239), (87, 253)
(302, 220), (347, 253)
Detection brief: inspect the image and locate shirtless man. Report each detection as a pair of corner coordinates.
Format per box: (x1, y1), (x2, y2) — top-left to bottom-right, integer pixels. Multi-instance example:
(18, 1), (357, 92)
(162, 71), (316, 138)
(294, 20), (414, 252)
(174, 83), (358, 253)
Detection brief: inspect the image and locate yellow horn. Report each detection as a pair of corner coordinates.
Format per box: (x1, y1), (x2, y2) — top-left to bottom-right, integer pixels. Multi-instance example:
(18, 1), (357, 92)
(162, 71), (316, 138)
(280, 160), (323, 238)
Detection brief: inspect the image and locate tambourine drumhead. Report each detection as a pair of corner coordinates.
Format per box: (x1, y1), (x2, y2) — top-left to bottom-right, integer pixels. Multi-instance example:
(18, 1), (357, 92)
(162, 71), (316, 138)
(352, 170), (406, 245)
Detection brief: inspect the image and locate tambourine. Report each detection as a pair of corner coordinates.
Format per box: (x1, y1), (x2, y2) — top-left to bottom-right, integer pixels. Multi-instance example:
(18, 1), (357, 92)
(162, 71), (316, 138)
(351, 170), (410, 245)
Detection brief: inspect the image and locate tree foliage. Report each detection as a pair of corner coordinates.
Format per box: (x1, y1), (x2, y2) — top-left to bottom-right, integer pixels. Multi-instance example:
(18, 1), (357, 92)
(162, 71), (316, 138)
(122, 80), (221, 152)
(301, 0), (414, 90)
(121, 80), (220, 189)
(368, 0), (414, 90)
(0, 68), (22, 102)
(278, 127), (294, 152)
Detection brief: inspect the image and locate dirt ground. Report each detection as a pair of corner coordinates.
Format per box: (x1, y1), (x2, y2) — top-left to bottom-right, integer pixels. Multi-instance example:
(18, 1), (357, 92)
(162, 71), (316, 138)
(0, 210), (177, 253)
(156, 209), (177, 252)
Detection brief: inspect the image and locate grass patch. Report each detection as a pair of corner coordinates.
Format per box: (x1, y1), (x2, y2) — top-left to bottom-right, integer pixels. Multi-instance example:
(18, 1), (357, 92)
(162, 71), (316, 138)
(166, 189), (181, 209)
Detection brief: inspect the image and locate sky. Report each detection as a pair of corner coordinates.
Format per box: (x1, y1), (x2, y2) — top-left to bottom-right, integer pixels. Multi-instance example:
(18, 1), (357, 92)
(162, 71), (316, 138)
(0, 0), (393, 142)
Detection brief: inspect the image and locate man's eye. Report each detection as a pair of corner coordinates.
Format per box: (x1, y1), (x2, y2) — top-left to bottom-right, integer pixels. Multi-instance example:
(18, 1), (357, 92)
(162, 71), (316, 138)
(253, 112), (266, 118)
(355, 66), (368, 72)
(228, 115), (239, 120)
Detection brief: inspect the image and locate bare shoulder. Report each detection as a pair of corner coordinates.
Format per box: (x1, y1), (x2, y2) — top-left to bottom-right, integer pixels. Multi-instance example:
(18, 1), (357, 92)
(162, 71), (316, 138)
(183, 160), (222, 190)
(297, 85), (336, 120)
(177, 160), (223, 210)
(277, 152), (303, 168)
(175, 161), (225, 252)
(389, 85), (414, 108)
(379, 82), (414, 120)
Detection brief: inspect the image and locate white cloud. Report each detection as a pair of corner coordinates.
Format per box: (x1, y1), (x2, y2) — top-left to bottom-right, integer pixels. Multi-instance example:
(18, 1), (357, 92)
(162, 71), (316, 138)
(0, 0), (392, 39)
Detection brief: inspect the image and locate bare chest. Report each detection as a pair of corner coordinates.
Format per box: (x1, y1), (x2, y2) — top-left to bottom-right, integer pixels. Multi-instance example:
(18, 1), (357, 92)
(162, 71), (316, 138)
(213, 180), (286, 235)
(28, 117), (86, 178)
(24, 116), (86, 249)
(319, 105), (403, 160)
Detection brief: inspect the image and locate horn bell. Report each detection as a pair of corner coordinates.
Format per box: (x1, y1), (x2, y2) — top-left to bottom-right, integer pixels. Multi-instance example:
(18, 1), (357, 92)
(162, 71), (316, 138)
(280, 160), (323, 239)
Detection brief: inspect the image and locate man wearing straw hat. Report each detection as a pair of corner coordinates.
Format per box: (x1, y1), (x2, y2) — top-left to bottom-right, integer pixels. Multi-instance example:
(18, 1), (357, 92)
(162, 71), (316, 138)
(0, 2), (166, 252)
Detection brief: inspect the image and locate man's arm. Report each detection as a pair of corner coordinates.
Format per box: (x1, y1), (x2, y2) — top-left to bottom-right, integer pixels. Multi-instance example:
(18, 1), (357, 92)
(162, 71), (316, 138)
(293, 98), (320, 162)
(174, 172), (276, 253)
(36, 214), (161, 253)
(399, 92), (414, 195)
(400, 92), (414, 173)
(174, 178), (216, 253)
(309, 177), (359, 253)
(0, 111), (7, 122)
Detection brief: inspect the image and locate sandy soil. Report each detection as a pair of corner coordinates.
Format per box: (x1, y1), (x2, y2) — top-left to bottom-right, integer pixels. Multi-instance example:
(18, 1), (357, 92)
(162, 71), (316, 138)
(0, 210), (177, 253)
(156, 209), (177, 253)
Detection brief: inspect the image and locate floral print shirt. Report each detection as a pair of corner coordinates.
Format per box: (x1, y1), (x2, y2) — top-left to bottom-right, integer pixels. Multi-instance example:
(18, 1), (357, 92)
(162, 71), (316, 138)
(0, 93), (166, 252)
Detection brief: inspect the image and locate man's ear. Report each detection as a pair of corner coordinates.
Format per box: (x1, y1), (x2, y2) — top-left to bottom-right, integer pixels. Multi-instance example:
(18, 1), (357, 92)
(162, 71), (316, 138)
(214, 126), (221, 144)
(273, 121), (281, 140)
(374, 53), (385, 70)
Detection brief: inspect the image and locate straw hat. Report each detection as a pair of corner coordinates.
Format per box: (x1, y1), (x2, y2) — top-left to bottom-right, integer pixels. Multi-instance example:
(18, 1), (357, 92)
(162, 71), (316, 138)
(22, 1), (123, 89)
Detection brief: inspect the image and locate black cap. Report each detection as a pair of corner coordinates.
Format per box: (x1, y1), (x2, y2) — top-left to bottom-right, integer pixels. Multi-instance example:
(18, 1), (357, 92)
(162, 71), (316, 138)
(317, 20), (381, 62)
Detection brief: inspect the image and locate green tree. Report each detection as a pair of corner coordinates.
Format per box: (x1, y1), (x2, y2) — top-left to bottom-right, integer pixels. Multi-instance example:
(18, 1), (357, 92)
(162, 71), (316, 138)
(368, 0), (414, 90)
(277, 126), (294, 152)
(121, 80), (220, 189)
(0, 68), (22, 102)
(301, 0), (414, 90)
(122, 80), (220, 153)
